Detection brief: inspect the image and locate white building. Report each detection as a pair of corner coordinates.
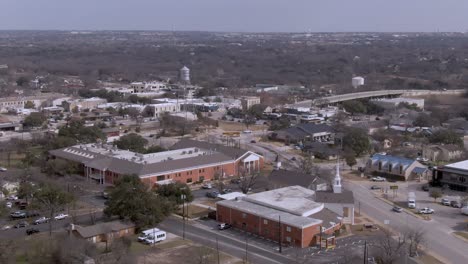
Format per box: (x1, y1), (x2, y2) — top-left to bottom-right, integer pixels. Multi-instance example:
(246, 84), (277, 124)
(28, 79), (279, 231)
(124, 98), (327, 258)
(180, 66), (190, 84)
(150, 103), (180, 117)
(130, 81), (167, 93)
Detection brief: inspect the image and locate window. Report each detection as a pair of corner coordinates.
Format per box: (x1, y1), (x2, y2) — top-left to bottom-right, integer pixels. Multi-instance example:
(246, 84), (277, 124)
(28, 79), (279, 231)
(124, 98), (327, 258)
(199, 169), (202, 173)
(199, 176), (205, 182)
(459, 176), (466, 183)
(263, 219), (268, 225)
(400, 165), (403, 175)
(186, 178), (192, 183)
(156, 175), (165, 181)
(286, 226), (291, 232)
(242, 213), (247, 219)
(388, 163), (392, 172)
(286, 236), (291, 242)
(378, 162), (382, 171)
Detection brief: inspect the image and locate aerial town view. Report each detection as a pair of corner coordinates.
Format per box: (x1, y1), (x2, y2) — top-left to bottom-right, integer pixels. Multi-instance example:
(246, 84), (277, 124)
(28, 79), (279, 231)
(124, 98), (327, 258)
(1, 1), (468, 263)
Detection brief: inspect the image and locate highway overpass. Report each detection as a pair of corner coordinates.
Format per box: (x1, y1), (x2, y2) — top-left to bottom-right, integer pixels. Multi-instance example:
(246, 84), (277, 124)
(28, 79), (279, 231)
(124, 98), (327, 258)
(287, 89), (464, 108)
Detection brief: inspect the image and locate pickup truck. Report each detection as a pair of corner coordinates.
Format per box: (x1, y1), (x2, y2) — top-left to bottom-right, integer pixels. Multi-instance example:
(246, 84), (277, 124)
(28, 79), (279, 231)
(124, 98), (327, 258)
(418, 208), (434, 214)
(34, 216), (50, 225)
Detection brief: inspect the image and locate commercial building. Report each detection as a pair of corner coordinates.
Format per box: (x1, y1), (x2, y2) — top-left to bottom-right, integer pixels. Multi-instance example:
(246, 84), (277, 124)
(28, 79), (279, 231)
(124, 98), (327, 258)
(217, 166), (353, 248)
(49, 139), (264, 187)
(0, 93), (65, 113)
(366, 154), (428, 181)
(149, 103), (180, 117)
(130, 81), (167, 93)
(241, 96), (261, 111)
(422, 144), (464, 162)
(433, 160), (468, 192)
(63, 97), (107, 112)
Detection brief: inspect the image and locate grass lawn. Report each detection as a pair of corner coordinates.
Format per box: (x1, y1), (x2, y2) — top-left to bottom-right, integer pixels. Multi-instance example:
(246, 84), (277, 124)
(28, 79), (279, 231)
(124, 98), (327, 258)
(176, 204), (213, 219)
(453, 231), (468, 240)
(418, 253), (445, 264)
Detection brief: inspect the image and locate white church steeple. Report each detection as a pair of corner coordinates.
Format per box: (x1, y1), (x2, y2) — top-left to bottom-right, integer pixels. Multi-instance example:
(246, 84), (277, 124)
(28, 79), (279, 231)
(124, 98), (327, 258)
(333, 159), (342, 193)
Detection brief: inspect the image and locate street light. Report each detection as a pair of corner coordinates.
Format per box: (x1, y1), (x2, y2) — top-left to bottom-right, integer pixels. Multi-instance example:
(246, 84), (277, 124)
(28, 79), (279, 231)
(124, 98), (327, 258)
(181, 194), (186, 240)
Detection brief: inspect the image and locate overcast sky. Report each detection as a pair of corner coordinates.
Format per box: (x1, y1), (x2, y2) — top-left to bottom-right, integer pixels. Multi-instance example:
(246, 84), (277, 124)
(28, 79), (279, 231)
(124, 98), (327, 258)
(1, 0), (467, 32)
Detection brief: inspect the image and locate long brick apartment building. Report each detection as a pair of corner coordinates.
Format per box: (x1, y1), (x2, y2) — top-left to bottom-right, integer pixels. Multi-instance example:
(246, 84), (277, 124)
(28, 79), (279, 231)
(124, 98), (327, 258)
(49, 139), (264, 186)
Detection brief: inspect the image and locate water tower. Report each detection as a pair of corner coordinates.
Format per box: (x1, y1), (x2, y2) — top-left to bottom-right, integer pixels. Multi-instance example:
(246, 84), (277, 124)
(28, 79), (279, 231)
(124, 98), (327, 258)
(180, 66), (190, 84)
(352, 76), (364, 89)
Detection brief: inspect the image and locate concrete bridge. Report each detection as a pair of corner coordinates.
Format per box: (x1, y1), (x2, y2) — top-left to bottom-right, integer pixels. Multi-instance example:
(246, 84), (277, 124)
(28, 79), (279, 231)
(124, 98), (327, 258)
(287, 89), (465, 108)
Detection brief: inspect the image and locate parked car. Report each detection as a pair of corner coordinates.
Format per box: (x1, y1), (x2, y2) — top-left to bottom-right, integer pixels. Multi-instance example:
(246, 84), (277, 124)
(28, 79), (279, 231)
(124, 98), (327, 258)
(26, 228), (40, 235)
(6, 195), (18, 201)
(418, 208), (434, 214)
(34, 216), (50, 225)
(218, 223), (232, 230)
(370, 185), (381, 190)
(250, 140), (256, 143)
(0, 167), (7, 172)
(54, 213), (69, 220)
(371, 177), (386, 182)
(221, 189), (232, 194)
(291, 157), (297, 161)
(202, 183), (213, 189)
(392, 206), (403, 213)
(14, 221), (29, 228)
(10, 211), (26, 218)
(1, 225), (12, 230)
(242, 130), (252, 134)
(5, 202), (12, 208)
(450, 201), (461, 208)
(206, 191), (220, 198)
(441, 198), (450, 206)
(230, 178), (241, 184)
(421, 185), (429, 192)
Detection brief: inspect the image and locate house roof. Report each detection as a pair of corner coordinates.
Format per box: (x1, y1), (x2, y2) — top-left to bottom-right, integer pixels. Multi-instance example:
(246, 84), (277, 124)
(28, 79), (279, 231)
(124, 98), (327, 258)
(170, 139), (249, 160)
(444, 160), (468, 172)
(74, 221), (134, 238)
(270, 169), (327, 189)
(309, 208), (341, 229)
(315, 190), (354, 204)
(274, 124), (334, 141)
(369, 154), (421, 172)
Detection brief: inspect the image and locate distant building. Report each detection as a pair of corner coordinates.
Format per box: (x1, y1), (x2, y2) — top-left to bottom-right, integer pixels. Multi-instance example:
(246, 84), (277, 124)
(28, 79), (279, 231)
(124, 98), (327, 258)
(366, 154), (428, 181)
(371, 98), (424, 110)
(241, 96), (261, 111)
(130, 81), (167, 93)
(0, 93), (65, 113)
(270, 123), (335, 145)
(433, 160), (468, 192)
(269, 169), (328, 191)
(422, 144), (464, 162)
(150, 103), (180, 117)
(63, 97), (107, 112)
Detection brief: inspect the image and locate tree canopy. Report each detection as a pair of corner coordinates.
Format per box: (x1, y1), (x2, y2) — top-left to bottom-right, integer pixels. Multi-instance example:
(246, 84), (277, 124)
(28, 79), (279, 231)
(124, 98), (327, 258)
(155, 182), (193, 205)
(114, 133), (148, 153)
(58, 120), (106, 144)
(104, 175), (174, 228)
(428, 129), (463, 146)
(23, 112), (47, 128)
(413, 113), (438, 127)
(343, 128), (371, 156)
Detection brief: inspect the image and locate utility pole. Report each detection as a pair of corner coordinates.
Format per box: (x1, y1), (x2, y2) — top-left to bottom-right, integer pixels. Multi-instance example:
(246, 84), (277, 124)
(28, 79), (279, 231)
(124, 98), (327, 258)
(181, 194), (186, 240)
(278, 215), (282, 253)
(216, 235), (220, 264)
(319, 225), (323, 250)
(363, 240), (367, 264)
(245, 237), (249, 263)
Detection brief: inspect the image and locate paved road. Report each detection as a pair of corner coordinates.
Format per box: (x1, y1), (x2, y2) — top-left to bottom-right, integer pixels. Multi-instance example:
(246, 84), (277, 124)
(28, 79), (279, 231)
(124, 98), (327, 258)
(159, 217), (293, 264)
(345, 180), (468, 264)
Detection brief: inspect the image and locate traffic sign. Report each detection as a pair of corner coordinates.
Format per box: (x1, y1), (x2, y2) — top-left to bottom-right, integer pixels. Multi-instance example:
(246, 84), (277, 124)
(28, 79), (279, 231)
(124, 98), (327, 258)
(390, 185), (398, 190)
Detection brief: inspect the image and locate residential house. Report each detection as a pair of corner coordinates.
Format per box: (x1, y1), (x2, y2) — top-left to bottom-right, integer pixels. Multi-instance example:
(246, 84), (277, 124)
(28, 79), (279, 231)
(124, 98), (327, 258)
(270, 169), (328, 191)
(302, 142), (342, 161)
(422, 144), (464, 162)
(270, 123), (335, 145)
(71, 221), (135, 243)
(366, 154), (428, 181)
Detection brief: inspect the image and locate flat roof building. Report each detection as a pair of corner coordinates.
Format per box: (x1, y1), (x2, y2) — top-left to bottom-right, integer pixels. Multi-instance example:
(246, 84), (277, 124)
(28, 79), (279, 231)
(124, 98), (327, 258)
(433, 160), (468, 192)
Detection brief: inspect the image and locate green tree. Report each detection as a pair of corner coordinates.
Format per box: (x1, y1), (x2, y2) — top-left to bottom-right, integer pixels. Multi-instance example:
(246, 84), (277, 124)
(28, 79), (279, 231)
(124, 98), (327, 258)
(155, 182), (193, 205)
(413, 113), (437, 127)
(34, 183), (74, 236)
(344, 151), (357, 170)
(43, 159), (79, 176)
(104, 175), (174, 228)
(247, 104), (267, 119)
(16, 76), (29, 87)
(343, 128), (371, 156)
(17, 181), (36, 203)
(429, 130), (463, 146)
(429, 189), (442, 202)
(23, 112), (47, 128)
(342, 100), (366, 115)
(114, 133), (148, 153)
(142, 105), (155, 118)
(58, 120), (106, 143)
(24, 101), (35, 109)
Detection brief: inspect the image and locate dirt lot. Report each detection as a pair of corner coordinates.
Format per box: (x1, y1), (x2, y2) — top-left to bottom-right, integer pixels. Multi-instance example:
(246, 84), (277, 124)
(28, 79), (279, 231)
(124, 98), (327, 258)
(218, 120), (267, 132)
(136, 238), (242, 264)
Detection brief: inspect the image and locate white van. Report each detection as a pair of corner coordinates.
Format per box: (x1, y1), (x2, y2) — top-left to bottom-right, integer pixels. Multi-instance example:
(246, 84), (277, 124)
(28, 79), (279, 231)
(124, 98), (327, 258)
(144, 231), (167, 244)
(138, 228), (160, 241)
(461, 206), (468, 216)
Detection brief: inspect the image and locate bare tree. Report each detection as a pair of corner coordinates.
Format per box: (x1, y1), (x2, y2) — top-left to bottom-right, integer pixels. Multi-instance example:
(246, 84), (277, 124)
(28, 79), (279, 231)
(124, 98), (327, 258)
(374, 229), (406, 264)
(299, 153), (318, 176)
(405, 228), (425, 257)
(237, 169), (260, 194)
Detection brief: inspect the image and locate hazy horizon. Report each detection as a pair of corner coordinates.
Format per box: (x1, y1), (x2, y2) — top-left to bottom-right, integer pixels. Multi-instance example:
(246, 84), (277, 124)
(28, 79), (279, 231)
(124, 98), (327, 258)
(1, 0), (468, 33)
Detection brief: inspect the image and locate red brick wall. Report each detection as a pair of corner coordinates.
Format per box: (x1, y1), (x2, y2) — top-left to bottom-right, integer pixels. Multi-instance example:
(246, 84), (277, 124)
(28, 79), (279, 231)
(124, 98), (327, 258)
(216, 204), (321, 248)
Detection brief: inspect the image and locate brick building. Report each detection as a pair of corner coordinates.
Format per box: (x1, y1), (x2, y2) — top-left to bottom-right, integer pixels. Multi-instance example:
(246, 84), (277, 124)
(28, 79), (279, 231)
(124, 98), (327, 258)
(49, 139), (264, 187)
(216, 186), (344, 248)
